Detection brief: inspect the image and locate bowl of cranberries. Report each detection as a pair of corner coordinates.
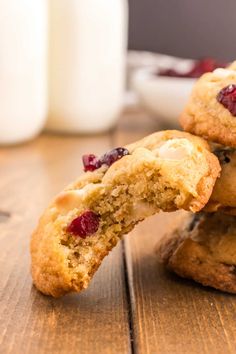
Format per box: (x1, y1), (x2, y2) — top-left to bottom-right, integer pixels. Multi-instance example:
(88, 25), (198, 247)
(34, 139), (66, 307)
(132, 57), (227, 126)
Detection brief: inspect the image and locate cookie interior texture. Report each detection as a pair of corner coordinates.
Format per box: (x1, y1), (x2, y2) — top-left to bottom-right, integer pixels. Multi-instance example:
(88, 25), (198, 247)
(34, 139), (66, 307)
(156, 212), (236, 294)
(31, 130), (220, 297)
(205, 146), (236, 214)
(180, 61), (236, 147)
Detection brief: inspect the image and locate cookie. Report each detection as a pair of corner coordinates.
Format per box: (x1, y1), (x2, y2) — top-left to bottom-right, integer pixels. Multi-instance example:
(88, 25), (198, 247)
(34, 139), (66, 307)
(180, 61), (236, 147)
(156, 212), (236, 294)
(31, 130), (220, 297)
(205, 147), (236, 214)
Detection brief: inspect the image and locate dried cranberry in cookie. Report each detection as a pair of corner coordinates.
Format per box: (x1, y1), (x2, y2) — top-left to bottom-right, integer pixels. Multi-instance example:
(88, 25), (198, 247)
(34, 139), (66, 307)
(100, 147), (129, 167)
(82, 154), (101, 172)
(83, 147), (129, 171)
(217, 84), (236, 116)
(67, 211), (100, 238)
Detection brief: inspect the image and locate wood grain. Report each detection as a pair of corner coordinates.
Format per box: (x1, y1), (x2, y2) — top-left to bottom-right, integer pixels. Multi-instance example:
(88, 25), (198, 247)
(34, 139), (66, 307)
(2, 109), (236, 354)
(124, 214), (236, 354)
(0, 134), (131, 354)
(114, 111), (236, 354)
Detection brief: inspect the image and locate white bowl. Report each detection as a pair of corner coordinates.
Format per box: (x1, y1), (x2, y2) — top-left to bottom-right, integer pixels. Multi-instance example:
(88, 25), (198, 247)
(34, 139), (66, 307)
(131, 66), (196, 126)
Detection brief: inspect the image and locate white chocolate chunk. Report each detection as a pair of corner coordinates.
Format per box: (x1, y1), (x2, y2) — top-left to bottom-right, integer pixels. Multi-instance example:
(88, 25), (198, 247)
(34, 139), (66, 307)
(55, 184), (104, 212)
(213, 68), (235, 78)
(157, 138), (194, 160)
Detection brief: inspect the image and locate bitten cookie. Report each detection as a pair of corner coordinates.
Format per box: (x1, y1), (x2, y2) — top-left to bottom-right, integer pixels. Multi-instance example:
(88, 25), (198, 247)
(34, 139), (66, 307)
(180, 61), (236, 147)
(31, 130), (220, 297)
(205, 146), (236, 214)
(156, 212), (236, 294)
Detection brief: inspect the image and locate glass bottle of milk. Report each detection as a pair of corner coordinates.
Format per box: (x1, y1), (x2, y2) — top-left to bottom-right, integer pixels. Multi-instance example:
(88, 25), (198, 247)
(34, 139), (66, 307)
(47, 0), (128, 133)
(0, 0), (48, 145)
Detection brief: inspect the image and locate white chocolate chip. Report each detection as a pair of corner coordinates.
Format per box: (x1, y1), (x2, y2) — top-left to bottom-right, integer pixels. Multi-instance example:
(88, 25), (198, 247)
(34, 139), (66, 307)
(213, 68), (235, 78)
(55, 184), (104, 212)
(157, 138), (194, 160)
(74, 189), (86, 197)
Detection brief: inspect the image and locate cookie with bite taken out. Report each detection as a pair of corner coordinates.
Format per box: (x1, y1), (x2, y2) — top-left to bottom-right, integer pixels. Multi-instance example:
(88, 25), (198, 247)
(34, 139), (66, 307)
(31, 130), (220, 297)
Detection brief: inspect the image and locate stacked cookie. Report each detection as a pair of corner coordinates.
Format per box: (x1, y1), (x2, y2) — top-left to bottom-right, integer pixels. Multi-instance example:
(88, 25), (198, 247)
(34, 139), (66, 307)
(157, 61), (236, 293)
(30, 63), (236, 298)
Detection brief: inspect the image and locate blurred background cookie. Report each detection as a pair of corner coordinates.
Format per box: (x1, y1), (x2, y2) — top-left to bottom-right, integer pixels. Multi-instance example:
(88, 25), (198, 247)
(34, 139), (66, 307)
(180, 63), (236, 147)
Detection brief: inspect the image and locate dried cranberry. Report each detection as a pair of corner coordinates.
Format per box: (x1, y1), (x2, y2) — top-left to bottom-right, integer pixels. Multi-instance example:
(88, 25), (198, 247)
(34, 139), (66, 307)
(159, 58), (227, 79)
(217, 84), (236, 116)
(83, 147), (129, 172)
(67, 211), (100, 238)
(100, 147), (129, 167)
(158, 68), (184, 77)
(82, 154), (101, 172)
(188, 58), (225, 78)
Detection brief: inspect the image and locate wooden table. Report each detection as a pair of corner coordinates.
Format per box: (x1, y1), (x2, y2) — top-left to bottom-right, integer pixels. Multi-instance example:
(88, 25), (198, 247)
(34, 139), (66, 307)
(1, 109), (236, 354)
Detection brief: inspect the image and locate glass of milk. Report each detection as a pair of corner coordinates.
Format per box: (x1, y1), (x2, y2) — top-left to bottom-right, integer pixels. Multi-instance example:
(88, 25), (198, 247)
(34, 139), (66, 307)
(47, 0), (128, 133)
(0, 0), (48, 145)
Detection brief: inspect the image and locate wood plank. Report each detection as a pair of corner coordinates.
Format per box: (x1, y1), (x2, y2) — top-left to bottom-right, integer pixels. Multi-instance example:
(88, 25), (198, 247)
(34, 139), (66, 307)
(114, 110), (236, 354)
(0, 134), (131, 354)
(126, 214), (236, 354)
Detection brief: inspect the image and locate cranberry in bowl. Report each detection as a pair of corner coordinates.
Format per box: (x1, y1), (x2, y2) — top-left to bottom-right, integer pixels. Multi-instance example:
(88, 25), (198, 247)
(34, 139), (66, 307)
(131, 56), (227, 126)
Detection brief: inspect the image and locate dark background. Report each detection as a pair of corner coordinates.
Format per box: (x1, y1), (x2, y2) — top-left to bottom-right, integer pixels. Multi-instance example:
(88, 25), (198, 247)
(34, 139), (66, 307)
(128, 0), (236, 61)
